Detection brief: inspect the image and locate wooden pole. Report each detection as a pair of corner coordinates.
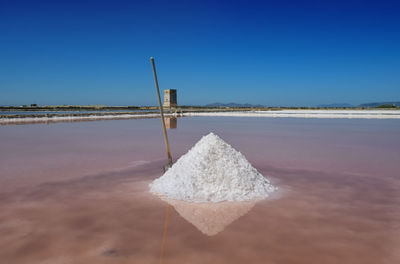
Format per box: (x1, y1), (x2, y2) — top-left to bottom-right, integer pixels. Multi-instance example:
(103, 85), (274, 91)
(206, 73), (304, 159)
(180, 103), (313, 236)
(151, 57), (173, 264)
(151, 57), (173, 166)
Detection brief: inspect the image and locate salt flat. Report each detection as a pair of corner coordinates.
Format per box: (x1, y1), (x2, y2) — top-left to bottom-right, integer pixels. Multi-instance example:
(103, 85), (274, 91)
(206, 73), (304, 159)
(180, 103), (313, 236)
(185, 109), (400, 119)
(1, 109), (400, 125)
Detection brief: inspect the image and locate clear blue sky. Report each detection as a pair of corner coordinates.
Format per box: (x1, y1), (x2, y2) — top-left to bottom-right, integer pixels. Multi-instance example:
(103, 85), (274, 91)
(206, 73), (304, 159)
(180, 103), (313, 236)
(1, 0), (399, 106)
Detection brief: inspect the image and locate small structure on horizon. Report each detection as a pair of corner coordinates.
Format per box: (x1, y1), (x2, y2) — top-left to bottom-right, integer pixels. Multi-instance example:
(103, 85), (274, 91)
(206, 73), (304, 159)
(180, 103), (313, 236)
(163, 89), (177, 107)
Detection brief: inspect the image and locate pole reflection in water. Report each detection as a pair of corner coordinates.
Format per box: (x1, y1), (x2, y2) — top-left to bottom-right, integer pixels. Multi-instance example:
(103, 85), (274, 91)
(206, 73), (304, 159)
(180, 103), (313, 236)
(159, 205), (172, 264)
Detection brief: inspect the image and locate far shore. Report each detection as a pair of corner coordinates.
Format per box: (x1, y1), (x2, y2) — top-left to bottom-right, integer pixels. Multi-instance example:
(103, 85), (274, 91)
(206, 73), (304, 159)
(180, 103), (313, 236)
(1, 108), (400, 125)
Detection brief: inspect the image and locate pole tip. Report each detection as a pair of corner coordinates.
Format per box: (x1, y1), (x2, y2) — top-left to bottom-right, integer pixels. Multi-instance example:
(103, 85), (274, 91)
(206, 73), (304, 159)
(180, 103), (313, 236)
(150, 57), (154, 60)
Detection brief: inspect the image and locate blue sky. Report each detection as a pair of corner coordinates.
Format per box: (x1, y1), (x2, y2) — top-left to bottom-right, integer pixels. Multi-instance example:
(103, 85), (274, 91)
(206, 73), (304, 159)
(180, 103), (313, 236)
(1, 0), (399, 106)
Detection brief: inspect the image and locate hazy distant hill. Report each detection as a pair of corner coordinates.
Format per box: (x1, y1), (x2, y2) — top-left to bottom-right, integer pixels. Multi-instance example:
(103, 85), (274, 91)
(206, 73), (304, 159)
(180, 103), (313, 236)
(317, 102), (400, 108)
(317, 103), (354, 107)
(205, 102), (265, 108)
(205, 101), (400, 108)
(359, 101), (400, 107)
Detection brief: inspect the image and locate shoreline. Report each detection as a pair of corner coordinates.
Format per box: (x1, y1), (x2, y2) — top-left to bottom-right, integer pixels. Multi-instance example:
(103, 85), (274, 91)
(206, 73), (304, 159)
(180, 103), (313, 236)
(1, 109), (400, 125)
(0, 113), (173, 125)
(184, 109), (400, 119)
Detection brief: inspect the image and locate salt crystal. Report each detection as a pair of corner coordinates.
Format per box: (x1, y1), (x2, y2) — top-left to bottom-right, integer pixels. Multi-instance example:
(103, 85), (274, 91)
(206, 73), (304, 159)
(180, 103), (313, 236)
(150, 132), (277, 202)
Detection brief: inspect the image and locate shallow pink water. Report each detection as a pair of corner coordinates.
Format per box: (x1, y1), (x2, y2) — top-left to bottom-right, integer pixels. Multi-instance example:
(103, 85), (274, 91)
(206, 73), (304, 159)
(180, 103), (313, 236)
(0, 117), (399, 264)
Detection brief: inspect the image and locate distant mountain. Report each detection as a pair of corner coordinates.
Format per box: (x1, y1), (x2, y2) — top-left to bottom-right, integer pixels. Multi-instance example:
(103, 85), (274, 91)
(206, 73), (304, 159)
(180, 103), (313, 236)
(203, 101), (400, 108)
(205, 102), (265, 108)
(317, 103), (354, 107)
(359, 101), (400, 107)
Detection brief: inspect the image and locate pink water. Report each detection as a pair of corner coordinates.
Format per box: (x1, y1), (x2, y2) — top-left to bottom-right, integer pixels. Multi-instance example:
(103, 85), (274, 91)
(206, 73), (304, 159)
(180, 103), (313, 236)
(0, 117), (399, 264)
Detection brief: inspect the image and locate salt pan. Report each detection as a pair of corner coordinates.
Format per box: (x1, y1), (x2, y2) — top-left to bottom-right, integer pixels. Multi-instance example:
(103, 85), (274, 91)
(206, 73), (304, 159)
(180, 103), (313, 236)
(150, 133), (276, 202)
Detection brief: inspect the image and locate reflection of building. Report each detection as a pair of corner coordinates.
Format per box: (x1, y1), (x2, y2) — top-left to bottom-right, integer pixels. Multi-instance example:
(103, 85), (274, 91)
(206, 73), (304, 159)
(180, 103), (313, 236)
(163, 89), (177, 107)
(161, 198), (255, 236)
(165, 117), (177, 129)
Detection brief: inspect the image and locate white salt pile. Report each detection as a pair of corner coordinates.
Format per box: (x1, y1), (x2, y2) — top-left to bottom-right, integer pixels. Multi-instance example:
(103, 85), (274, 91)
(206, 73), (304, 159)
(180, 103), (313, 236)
(150, 132), (276, 202)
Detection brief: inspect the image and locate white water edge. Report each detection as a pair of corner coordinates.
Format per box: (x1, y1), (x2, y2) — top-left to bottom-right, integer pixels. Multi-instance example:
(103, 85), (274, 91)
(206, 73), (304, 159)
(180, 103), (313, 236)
(1, 110), (400, 124)
(0, 113), (165, 124)
(184, 110), (400, 119)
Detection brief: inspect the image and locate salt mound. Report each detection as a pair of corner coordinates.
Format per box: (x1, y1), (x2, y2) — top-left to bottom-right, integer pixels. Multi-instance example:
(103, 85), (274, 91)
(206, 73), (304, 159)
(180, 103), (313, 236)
(150, 133), (276, 202)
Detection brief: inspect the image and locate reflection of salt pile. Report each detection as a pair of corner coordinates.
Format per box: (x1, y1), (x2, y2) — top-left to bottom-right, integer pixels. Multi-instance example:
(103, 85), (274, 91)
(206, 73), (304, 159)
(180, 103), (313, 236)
(150, 132), (276, 202)
(163, 198), (256, 236)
